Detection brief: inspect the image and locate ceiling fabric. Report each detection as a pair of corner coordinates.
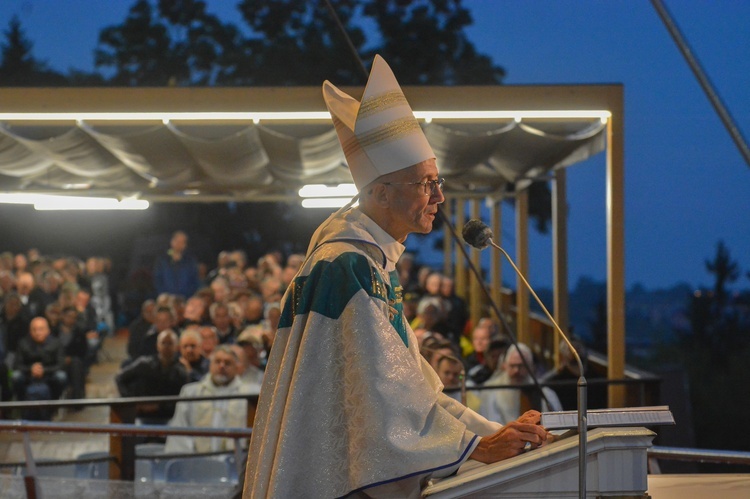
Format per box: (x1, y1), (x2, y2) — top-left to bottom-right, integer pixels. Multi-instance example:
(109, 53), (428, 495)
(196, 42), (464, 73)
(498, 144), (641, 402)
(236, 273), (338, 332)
(0, 87), (610, 202)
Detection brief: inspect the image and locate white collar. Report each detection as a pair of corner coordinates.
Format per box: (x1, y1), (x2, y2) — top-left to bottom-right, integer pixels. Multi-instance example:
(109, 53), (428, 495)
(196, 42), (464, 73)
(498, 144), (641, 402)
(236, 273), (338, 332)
(352, 208), (404, 272)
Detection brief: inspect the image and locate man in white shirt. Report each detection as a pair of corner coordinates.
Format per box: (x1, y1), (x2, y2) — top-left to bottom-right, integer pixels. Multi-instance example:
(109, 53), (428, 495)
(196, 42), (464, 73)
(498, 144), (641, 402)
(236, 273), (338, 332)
(166, 345), (252, 453)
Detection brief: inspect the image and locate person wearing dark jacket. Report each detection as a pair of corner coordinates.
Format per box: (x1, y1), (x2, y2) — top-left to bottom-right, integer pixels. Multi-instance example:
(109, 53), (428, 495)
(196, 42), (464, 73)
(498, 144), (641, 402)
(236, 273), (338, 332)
(12, 317), (68, 405)
(115, 329), (189, 424)
(57, 306), (89, 400)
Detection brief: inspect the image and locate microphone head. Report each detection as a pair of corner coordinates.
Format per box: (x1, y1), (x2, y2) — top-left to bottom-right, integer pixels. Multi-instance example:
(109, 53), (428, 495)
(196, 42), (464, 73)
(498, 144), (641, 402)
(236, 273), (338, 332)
(462, 219), (493, 250)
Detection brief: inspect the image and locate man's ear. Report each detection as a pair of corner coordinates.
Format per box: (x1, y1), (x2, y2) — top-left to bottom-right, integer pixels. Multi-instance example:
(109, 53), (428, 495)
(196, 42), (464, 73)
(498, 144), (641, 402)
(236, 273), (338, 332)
(370, 183), (390, 207)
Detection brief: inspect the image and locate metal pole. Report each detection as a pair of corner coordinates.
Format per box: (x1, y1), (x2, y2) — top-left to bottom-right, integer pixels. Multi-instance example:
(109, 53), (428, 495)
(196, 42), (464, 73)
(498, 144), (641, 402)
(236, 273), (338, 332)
(651, 0), (750, 168)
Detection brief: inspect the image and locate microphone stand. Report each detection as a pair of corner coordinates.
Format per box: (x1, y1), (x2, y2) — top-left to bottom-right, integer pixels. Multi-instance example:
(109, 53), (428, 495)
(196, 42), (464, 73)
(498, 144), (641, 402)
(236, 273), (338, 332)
(436, 208), (552, 410)
(487, 239), (588, 499)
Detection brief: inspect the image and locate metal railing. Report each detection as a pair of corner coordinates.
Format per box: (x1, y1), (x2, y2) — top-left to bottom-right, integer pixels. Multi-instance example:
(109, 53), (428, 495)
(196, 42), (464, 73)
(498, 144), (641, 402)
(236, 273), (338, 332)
(0, 418), (252, 499)
(0, 393), (258, 481)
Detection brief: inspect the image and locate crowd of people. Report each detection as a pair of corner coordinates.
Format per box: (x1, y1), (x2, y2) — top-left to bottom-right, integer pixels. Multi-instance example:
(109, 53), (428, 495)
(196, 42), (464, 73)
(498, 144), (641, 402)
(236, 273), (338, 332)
(0, 251), (112, 419)
(0, 229), (582, 433)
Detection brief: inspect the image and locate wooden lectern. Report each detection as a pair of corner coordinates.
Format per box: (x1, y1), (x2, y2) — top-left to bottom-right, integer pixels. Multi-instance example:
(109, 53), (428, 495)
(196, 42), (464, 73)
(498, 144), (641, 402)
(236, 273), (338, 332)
(423, 427), (655, 498)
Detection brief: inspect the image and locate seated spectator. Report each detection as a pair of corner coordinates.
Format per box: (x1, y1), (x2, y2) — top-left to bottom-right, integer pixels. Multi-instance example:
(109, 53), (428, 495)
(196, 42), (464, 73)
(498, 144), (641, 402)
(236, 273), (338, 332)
(178, 327), (209, 383)
(57, 306), (89, 400)
(126, 299), (155, 362)
(242, 293), (265, 327)
(165, 345), (253, 453)
(465, 318), (497, 384)
(1, 292), (30, 356)
(210, 276), (232, 304)
(540, 339), (607, 410)
(410, 296), (450, 342)
(128, 305), (175, 362)
(477, 343), (562, 425)
(236, 326), (265, 390)
(15, 271), (47, 318)
(468, 341), (510, 387)
(210, 301), (237, 345)
(439, 276), (469, 346)
(182, 295), (207, 326)
(12, 317), (68, 419)
(433, 354), (483, 411)
(115, 329), (189, 424)
(198, 325), (219, 358)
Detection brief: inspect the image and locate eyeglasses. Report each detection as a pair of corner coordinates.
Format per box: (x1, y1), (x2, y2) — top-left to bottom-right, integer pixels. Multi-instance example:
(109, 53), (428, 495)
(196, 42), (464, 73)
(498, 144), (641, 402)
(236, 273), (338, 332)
(381, 177), (445, 196)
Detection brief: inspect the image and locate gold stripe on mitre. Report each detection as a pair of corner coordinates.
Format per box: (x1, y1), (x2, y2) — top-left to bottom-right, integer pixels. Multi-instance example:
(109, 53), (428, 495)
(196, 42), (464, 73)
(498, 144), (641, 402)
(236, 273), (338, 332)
(342, 116), (422, 157)
(357, 91), (409, 119)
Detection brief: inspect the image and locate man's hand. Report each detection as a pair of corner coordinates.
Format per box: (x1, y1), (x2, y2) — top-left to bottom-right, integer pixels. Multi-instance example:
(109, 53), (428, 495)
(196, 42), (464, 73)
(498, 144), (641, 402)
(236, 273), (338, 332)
(179, 356), (192, 372)
(470, 411), (548, 464)
(31, 362), (44, 379)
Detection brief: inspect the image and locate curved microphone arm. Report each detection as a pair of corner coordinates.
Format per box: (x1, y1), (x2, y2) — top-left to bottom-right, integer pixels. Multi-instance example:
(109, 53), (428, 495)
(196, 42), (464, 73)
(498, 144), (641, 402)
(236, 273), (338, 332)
(488, 239), (585, 379)
(436, 207), (552, 409)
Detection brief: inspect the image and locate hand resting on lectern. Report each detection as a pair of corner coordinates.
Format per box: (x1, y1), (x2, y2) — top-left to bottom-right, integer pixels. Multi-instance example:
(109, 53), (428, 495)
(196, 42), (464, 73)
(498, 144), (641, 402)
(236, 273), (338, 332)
(469, 410), (551, 464)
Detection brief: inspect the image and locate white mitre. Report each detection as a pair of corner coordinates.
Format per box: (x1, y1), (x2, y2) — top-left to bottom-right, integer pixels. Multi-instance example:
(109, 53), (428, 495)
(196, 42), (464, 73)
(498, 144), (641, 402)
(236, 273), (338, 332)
(322, 55), (435, 191)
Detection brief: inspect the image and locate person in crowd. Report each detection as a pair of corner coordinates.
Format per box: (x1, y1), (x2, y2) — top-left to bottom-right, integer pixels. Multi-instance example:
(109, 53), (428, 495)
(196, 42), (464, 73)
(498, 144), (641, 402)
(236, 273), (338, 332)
(129, 305), (175, 361)
(421, 338), (461, 373)
(165, 345), (252, 453)
(411, 295), (450, 343)
(205, 250), (231, 284)
(396, 252), (419, 293)
(39, 270), (62, 309)
(15, 272), (47, 318)
(182, 295), (208, 326)
(482, 337), (512, 379)
(465, 318), (496, 384)
(210, 275), (232, 304)
(242, 293), (265, 326)
(153, 230), (201, 298)
(0, 269), (15, 302)
(12, 317), (68, 419)
(440, 275), (469, 346)
(478, 343), (563, 425)
(57, 306), (89, 400)
(178, 327), (209, 383)
(1, 292), (30, 356)
(244, 56), (547, 498)
(236, 326), (265, 390)
(259, 276), (284, 304)
(115, 329), (189, 424)
(198, 325), (219, 358)
(540, 339), (607, 410)
(126, 299), (155, 362)
(209, 301), (237, 344)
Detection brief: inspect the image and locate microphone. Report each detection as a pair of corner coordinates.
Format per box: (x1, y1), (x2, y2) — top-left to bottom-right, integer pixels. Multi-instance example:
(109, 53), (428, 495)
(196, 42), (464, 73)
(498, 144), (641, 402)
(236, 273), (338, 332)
(462, 218), (588, 499)
(462, 219), (493, 250)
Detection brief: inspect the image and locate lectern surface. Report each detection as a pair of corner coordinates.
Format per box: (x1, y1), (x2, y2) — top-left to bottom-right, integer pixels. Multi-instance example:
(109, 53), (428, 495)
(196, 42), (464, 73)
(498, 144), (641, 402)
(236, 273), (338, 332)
(423, 426), (655, 498)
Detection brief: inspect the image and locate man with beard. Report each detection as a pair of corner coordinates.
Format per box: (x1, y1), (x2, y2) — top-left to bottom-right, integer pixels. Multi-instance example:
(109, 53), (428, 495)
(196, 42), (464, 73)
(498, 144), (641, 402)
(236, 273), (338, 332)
(478, 343), (563, 425)
(165, 345), (252, 453)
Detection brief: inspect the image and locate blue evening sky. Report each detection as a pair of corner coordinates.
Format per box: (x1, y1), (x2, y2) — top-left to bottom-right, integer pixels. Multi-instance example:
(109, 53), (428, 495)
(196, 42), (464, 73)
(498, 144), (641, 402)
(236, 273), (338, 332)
(2, 0), (749, 291)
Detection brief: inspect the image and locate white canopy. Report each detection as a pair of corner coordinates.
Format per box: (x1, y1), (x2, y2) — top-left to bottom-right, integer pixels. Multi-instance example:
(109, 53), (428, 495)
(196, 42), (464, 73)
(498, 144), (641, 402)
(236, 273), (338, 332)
(0, 86), (607, 201)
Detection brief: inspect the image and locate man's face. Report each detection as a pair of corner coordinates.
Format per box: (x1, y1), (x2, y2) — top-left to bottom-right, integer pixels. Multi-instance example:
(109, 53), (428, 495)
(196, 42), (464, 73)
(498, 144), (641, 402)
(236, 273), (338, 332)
(154, 311), (173, 333)
(424, 274), (442, 295)
(29, 318), (51, 343)
(61, 309), (78, 328)
(504, 350), (530, 385)
(180, 335), (202, 363)
(157, 332), (177, 360)
(382, 159), (444, 242)
(210, 350), (238, 386)
(171, 233), (188, 253)
(212, 306), (231, 330)
(199, 327), (218, 356)
(472, 327), (490, 353)
(184, 298), (205, 321)
(436, 358), (462, 388)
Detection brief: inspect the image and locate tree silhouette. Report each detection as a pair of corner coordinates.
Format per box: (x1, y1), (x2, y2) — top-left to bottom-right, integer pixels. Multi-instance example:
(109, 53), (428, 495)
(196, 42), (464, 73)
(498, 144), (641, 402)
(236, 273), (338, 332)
(0, 16), (67, 86)
(705, 239), (739, 312)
